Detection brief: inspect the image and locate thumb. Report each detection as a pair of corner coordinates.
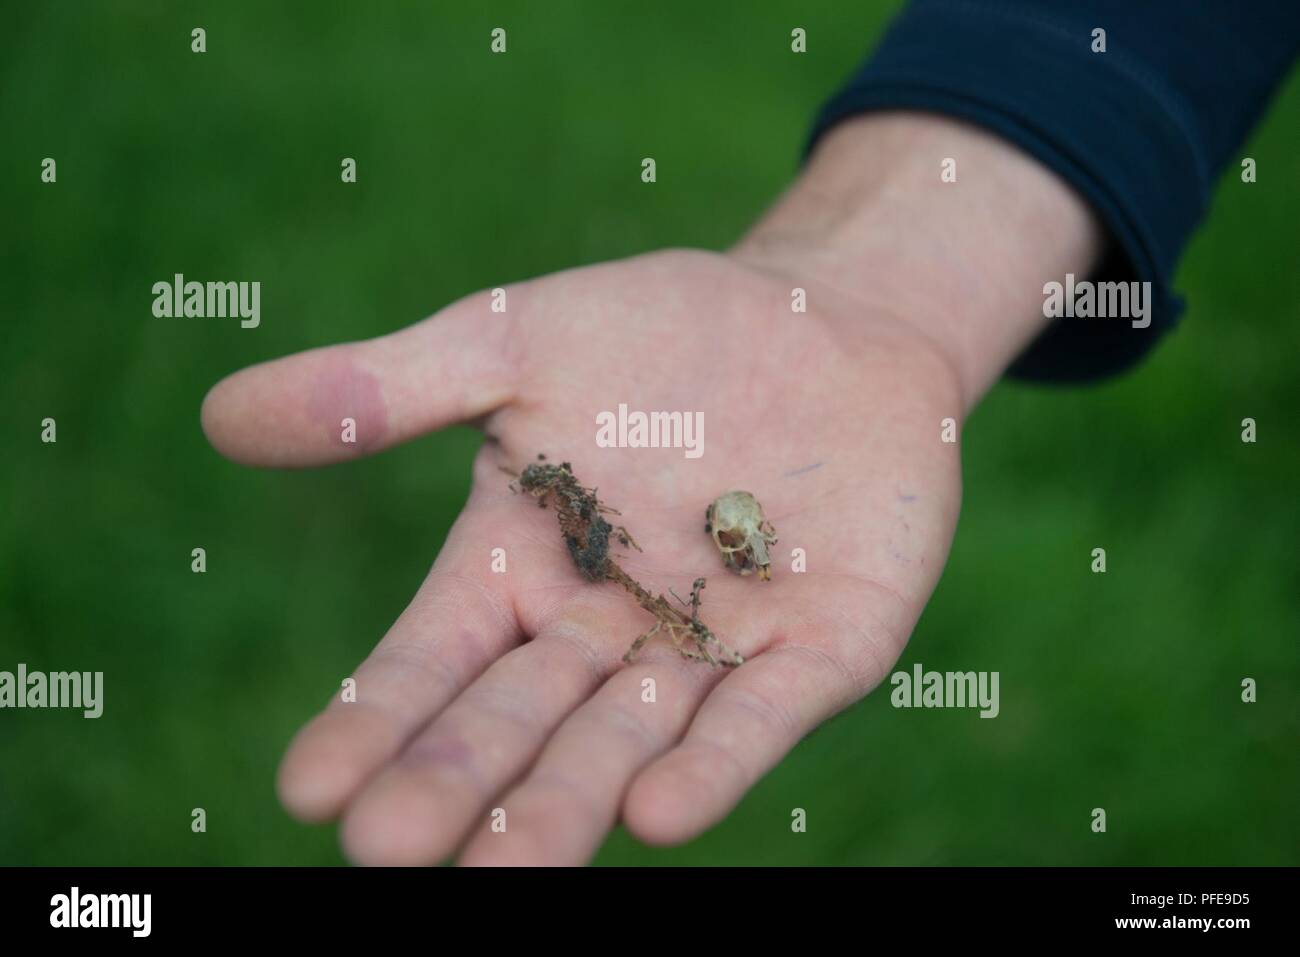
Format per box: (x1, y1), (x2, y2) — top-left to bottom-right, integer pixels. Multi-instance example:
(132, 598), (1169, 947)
(200, 288), (518, 467)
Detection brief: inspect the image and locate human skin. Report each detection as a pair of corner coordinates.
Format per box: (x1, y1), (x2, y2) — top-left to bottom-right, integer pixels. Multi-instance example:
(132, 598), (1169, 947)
(201, 111), (1102, 865)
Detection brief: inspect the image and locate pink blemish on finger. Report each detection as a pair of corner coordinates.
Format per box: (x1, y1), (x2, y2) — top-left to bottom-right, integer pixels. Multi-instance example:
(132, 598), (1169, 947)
(399, 736), (478, 775)
(306, 356), (390, 457)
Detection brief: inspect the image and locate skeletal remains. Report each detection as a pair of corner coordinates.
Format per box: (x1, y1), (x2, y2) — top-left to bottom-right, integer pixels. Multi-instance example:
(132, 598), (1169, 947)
(507, 456), (749, 666)
(705, 490), (778, 581)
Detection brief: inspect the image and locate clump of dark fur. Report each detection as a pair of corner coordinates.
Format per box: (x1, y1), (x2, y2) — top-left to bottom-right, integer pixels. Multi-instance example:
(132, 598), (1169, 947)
(566, 514), (611, 581)
(518, 460), (614, 581)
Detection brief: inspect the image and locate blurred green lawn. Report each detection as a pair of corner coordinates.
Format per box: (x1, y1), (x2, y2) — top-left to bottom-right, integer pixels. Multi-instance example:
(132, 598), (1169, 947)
(1, 1), (1296, 865)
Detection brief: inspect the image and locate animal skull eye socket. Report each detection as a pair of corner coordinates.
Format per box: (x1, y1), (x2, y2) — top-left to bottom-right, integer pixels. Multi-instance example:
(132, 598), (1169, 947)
(716, 529), (744, 549)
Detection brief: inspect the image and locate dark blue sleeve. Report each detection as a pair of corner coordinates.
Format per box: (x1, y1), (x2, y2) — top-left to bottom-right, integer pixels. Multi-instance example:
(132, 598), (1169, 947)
(808, 1), (1300, 381)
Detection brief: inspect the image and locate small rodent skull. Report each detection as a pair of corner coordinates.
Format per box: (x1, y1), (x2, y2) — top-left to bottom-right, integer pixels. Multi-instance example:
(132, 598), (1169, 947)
(705, 490), (778, 580)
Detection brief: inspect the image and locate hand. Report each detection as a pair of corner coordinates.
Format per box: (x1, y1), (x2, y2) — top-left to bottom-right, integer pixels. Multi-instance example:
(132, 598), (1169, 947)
(201, 113), (1101, 865)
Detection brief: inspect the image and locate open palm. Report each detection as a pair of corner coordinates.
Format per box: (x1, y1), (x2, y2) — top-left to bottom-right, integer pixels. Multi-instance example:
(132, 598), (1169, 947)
(201, 248), (964, 864)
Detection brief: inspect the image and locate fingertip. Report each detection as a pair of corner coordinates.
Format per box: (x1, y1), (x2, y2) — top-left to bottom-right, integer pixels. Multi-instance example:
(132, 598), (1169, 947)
(277, 773), (338, 826)
(276, 731), (349, 824)
(198, 372), (236, 460)
(339, 778), (445, 867)
(276, 709), (398, 823)
(198, 364), (288, 467)
(622, 762), (711, 847)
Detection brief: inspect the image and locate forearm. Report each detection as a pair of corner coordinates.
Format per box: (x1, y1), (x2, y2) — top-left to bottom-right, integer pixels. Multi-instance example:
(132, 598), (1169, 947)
(731, 111), (1105, 410)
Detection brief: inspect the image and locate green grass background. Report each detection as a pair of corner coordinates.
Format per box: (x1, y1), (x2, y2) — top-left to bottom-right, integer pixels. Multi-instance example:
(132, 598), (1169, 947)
(1, 1), (1296, 865)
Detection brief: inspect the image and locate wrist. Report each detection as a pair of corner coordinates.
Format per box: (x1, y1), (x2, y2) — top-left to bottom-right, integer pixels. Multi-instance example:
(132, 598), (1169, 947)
(731, 112), (1104, 410)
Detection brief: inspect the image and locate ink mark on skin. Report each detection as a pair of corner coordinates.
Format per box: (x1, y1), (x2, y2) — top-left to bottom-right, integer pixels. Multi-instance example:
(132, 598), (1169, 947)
(308, 357), (389, 457)
(898, 492), (917, 503)
(783, 461), (823, 478)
